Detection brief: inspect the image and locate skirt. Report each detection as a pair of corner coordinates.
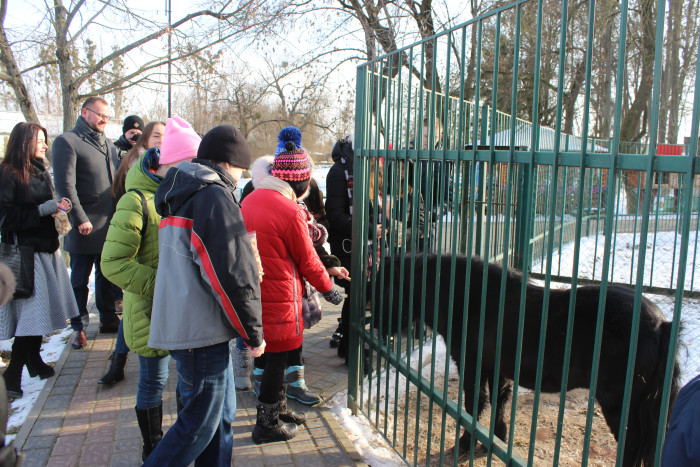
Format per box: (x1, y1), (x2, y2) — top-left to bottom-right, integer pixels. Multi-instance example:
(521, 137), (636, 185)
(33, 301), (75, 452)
(0, 250), (79, 339)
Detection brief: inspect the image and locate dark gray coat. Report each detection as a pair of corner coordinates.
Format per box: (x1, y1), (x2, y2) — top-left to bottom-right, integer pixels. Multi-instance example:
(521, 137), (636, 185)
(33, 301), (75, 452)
(52, 119), (118, 254)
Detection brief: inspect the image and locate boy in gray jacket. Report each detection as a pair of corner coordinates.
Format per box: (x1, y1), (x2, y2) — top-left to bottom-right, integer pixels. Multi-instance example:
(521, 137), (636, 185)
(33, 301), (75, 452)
(145, 125), (265, 467)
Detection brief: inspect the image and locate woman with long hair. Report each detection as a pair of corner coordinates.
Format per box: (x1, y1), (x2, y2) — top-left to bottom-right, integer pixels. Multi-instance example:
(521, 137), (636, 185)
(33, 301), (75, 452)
(111, 121), (165, 200)
(0, 122), (79, 398)
(99, 121), (165, 386)
(101, 116), (201, 460)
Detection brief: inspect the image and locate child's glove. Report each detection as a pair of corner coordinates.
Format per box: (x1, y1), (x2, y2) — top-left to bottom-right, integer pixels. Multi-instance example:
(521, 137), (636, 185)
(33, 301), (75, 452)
(322, 288), (343, 305)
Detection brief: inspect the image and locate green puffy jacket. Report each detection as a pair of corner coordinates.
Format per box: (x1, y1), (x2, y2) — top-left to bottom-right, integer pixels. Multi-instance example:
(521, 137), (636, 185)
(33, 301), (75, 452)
(101, 150), (167, 357)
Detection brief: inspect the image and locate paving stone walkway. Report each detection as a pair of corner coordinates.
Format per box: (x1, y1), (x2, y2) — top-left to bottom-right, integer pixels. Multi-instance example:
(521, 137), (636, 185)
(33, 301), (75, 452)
(15, 301), (367, 466)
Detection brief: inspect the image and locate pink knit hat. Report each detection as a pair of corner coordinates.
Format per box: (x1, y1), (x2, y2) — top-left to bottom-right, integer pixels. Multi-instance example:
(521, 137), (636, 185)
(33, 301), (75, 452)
(159, 116), (201, 164)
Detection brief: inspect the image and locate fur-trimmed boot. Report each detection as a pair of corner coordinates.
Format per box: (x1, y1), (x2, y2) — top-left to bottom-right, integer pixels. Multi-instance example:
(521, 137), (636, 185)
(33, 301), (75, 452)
(98, 352), (127, 385)
(233, 347), (253, 390)
(279, 394), (306, 425)
(252, 401), (298, 444)
(25, 335), (54, 379)
(284, 365), (321, 406)
(252, 367), (264, 397)
(135, 405), (163, 461)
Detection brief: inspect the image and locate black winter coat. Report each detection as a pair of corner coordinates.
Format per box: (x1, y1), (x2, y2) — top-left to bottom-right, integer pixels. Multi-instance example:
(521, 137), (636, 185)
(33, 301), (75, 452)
(52, 117), (119, 255)
(0, 158), (60, 253)
(325, 139), (354, 262)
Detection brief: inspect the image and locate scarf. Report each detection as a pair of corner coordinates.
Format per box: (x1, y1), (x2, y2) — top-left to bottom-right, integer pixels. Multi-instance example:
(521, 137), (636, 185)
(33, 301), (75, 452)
(75, 116), (107, 152)
(342, 157), (353, 215)
(259, 176), (296, 201)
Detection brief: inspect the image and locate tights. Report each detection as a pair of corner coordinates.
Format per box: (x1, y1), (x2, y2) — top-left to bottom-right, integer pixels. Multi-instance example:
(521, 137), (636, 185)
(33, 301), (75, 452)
(254, 345), (303, 404)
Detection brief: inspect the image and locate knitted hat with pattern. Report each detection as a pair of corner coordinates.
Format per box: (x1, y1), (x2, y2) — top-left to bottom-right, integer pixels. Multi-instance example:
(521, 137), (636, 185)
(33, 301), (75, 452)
(271, 142), (311, 182)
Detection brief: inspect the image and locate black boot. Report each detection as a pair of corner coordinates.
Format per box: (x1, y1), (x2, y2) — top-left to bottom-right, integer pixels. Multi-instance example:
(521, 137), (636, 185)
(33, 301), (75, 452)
(98, 352), (127, 385)
(135, 405), (163, 461)
(251, 401), (298, 444)
(3, 338), (28, 399)
(279, 394), (306, 425)
(330, 319), (343, 348)
(25, 336), (54, 379)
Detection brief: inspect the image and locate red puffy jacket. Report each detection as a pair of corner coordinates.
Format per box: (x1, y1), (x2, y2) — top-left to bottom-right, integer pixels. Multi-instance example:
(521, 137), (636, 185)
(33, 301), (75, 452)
(241, 187), (333, 352)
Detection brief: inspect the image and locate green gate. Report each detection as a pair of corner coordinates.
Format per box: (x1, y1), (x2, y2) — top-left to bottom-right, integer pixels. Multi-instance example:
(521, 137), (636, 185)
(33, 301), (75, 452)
(347, 0), (700, 465)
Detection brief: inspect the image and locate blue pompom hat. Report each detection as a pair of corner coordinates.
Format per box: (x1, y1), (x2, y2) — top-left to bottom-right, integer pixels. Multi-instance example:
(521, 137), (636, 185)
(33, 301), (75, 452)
(275, 126), (302, 156)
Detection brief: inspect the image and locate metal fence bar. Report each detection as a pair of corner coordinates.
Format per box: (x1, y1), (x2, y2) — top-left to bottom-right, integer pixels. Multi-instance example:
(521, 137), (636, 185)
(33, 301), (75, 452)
(616, 1), (667, 463)
(657, 32), (700, 466)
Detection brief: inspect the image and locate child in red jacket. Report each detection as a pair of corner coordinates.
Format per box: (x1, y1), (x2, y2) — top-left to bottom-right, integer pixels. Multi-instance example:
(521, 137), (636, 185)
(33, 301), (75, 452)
(241, 142), (344, 444)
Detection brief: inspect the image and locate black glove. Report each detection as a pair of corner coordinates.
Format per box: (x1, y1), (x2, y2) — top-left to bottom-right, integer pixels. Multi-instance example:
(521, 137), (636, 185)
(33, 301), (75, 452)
(322, 288), (343, 305)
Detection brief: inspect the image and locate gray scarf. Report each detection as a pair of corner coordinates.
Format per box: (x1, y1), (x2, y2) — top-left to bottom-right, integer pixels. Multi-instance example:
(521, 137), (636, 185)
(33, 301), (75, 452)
(75, 116), (107, 151)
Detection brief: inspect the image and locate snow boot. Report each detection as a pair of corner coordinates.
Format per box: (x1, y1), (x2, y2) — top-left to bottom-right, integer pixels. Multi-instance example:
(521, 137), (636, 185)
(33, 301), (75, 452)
(284, 365), (321, 406)
(135, 405), (163, 461)
(251, 401), (298, 444)
(233, 347), (253, 390)
(25, 335), (54, 379)
(279, 394), (306, 425)
(98, 352), (127, 385)
(252, 367), (264, 397)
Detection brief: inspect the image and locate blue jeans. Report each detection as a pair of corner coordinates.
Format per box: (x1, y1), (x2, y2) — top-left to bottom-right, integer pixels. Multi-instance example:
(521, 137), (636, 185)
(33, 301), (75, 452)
(143, 342), (235, 467)
(69, 252), (119, 331)
(114, 321), (129, 355)
(137, 354), (170, 410)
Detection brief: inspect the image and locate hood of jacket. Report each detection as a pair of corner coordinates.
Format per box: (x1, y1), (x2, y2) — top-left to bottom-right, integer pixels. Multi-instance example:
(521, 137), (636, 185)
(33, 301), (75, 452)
(125, 147), (161, 195)
(331, 138), (354, 165)
(155, 158), (237, 219)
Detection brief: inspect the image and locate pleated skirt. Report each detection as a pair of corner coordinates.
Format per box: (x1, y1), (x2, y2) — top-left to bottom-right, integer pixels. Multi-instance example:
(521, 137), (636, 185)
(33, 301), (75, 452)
(0, 250), (79, 339)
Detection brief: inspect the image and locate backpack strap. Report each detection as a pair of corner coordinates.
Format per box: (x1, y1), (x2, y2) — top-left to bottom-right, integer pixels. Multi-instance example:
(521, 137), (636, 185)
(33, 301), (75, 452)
(127, 189), (148, 234)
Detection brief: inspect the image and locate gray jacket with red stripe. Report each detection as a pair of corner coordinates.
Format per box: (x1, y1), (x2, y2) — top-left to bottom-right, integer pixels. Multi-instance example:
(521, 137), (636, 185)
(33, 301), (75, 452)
(148, 159), (264, 351)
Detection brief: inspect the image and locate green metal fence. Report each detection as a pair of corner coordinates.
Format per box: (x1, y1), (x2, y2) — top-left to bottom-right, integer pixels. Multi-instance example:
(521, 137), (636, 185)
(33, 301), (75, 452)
(347, 0), (700, 465)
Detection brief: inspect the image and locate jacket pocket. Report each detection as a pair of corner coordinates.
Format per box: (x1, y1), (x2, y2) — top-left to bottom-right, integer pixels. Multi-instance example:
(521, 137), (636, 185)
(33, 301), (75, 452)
(79, 194), (100, 205)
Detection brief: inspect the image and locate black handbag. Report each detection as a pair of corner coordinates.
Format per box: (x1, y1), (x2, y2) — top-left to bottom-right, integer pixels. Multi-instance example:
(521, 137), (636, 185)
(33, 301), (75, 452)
(0, 225), (34, 300)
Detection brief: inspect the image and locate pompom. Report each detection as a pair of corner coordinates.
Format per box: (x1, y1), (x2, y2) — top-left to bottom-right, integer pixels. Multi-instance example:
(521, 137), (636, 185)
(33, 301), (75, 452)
(278, 126), (302, 148)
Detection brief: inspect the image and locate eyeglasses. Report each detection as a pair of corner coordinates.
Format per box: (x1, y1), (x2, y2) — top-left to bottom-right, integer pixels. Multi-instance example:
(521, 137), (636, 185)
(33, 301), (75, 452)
(84, 107), (110, 120)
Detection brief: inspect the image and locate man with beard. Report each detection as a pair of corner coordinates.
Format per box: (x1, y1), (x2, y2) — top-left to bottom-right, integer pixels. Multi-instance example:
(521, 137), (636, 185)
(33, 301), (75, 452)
(53, 97), (122, 348)
(113, 115), (144, 160)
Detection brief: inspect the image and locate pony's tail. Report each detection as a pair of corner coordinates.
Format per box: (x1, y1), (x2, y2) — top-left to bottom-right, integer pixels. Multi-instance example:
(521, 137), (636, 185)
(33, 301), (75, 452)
(630, 321), (680, 466)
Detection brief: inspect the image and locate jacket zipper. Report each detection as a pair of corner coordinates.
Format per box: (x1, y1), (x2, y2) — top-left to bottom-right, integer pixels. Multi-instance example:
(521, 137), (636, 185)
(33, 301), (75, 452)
(290, 255), (299, 336)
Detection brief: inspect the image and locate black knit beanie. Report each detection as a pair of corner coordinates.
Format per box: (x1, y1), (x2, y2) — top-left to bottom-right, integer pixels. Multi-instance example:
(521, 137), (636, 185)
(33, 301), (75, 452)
(122, 115), (144, 135)
(197, 125), (252, 169)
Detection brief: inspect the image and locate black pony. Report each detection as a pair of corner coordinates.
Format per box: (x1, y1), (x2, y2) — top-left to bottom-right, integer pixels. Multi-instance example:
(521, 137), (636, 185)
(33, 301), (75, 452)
(376, 253), (680, 466)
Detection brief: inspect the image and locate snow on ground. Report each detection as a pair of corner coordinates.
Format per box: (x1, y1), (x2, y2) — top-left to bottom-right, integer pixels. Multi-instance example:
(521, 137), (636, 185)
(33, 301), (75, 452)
(534, 232), (700, 385)
(328, 335), (455, 467)
(535, 231), (700, 293)
(0, 269), (95, 443)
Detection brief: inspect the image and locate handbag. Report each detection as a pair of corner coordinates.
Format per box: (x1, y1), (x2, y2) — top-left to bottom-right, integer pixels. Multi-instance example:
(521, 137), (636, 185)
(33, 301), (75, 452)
(0, 236), (34, 300)
(54, 211), (72, 236)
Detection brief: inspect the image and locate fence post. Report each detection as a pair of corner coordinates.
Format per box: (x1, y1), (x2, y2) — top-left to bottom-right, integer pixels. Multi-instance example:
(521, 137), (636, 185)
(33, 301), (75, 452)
(475, 104), (490, 257)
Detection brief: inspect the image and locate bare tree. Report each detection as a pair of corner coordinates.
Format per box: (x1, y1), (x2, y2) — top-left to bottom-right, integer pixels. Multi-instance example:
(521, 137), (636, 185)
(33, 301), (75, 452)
(0, 0), (39, 123)
(1, 1), (289, 130)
